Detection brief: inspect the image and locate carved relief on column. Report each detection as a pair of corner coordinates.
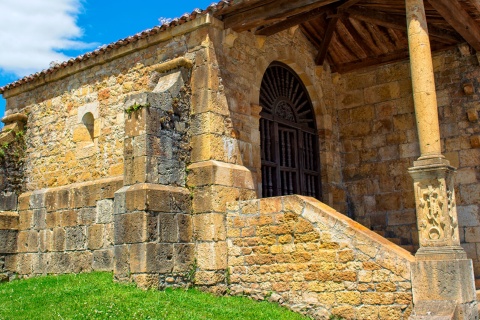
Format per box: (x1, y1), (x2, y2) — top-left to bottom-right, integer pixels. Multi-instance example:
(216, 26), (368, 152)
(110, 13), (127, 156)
(413, 169), (460, 249)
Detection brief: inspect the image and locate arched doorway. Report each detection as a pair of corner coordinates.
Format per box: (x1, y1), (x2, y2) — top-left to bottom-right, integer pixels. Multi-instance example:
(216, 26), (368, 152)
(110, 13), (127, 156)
(259, 62), (322, 199)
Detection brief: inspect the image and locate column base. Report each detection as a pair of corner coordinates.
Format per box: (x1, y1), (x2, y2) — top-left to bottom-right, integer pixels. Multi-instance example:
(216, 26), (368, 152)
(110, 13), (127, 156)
(415, 246), (467, 261)
(411, 258), (478, 320)
(409, 300), (478, 320)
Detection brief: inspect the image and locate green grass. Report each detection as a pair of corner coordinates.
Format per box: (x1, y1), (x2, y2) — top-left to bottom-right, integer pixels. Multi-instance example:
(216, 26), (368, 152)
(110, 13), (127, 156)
(0, 272), (308, 320)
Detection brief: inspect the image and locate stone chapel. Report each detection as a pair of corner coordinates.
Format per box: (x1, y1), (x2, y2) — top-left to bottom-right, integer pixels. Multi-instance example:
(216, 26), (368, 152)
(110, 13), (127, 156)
(1, 0), (480, 318)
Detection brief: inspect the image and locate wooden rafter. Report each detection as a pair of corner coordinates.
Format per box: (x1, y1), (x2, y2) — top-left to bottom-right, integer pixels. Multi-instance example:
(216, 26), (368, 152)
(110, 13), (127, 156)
(470, 0), (480, 13)
(255, 6), (332, 37)
(341, 17), (376, 57)
(224, 0), (342, 32)
(337, 0), (363, 10)
(315, 13), (340, 65)
(346, 7), (460, 44)
(254, 0), (362, 37)
(426, 0), (480, 51)
(335, 42), (454, 73)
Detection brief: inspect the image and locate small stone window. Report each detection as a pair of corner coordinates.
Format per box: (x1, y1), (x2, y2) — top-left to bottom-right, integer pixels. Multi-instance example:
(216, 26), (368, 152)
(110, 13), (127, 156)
(82, 112), (95, 140)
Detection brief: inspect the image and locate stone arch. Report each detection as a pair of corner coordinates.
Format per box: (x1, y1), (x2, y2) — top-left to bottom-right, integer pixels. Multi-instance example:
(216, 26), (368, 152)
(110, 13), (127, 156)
(259, 61), (322, 199)
(247, 32), (335, 201)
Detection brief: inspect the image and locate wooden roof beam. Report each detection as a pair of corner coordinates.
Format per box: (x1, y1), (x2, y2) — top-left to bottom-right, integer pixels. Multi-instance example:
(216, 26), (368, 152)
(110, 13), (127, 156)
(335, 43), (454, 74)
(255, 6), (331, 36)
(224, 0), (342, 32)
(426, 0), (480, 51)
(255, 0), (362, 37)
(315, 13), (340, 65)
(346, 7), (461, 44)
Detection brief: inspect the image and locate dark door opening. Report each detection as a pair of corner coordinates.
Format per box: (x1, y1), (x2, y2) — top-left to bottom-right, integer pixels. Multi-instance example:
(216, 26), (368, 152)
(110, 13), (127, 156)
(260, 62), (322, 199)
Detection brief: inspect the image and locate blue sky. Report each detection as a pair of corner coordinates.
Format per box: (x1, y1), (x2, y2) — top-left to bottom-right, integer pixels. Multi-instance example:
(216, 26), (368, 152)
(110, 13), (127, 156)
(0, 0), (215, 127)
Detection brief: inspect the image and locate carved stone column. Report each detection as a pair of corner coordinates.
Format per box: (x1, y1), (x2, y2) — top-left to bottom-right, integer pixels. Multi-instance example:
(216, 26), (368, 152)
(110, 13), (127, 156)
(405, 0), (477, 318)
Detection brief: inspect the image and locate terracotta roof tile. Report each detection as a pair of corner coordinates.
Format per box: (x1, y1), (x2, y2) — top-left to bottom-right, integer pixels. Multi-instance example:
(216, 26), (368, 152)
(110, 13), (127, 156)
(0, 1), (235, 94)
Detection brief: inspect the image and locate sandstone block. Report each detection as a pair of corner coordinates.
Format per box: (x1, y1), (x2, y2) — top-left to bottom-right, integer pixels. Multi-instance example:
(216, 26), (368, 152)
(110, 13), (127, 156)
(0, 192), (17, 211)
(177, 214), (193, 243)
(87, 224), (104, 250)
(173, 243), (195, 272)
(52, 228), (66, 251)
(78, 208), (95, 225)
(114, 211), (157, 245)
(197, 242), (227, 270)
(114, 245), (130, 277)
(96, 199), (114, 224)
(65, 226), (86, 251)
(159, 213), (178, 243)
(33, 209), (46, 230)
(193, 213), (226, 241)
(0, 230), (18, 253)
(92, 249), (114, 271)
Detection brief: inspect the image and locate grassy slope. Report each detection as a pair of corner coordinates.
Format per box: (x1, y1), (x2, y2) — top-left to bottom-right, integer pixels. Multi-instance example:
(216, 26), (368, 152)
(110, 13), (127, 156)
(0, 272), (308, 320)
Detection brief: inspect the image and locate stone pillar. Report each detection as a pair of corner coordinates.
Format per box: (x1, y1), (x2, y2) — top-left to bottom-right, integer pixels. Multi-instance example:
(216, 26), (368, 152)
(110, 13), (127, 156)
(405, 0), (478, 318)
(187, 27), (256, 292)
(113, 66), (194, 289)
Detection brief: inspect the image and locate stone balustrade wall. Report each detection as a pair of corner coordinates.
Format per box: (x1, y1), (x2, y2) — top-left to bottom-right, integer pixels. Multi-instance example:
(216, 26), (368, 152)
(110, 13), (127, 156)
(227, 195), (414, 319)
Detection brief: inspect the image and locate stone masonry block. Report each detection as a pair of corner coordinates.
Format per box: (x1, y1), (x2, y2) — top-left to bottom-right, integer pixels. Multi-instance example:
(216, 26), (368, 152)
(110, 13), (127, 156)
(88, 224), (104, 250)
(114, 245), (130, 278)
(187, 160), (255, 189)
(193, 213), (226, 241)
(92, 249), (114, 271)
(0, 192), (18, 211)
(123, 184), (190, 213)
(45, 189), (69, 212)
(29, 191), (46, 210)
(0, 212), (19, 230)
(173, 243), (195, 272)
(77, 208), (95, 225)
(130, 243), (174, 274)
(70, 185), (100, 209)
(19, 210), (33, 230)
(159, 213), (178, 243)
(458, 205), (480, 228)
(0, 230), (18, 253)
(114, 211), (157, 245)
(197, 242), (227, 270)
(18, 193), (30, 211)
(52, 228), (66, 251)
(33, 209), (46, 230)
(96, 199), (114, 224)
(65, 226), (87, 251)
(177, 214), (193, 243)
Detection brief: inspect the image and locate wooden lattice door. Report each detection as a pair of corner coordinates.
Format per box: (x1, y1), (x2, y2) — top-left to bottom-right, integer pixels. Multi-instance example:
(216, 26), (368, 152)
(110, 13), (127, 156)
(260, 62), (322, 199)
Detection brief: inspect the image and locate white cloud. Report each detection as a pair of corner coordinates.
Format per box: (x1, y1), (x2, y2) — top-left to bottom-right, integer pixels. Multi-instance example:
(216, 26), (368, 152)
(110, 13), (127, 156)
(0, 0), (96, 77)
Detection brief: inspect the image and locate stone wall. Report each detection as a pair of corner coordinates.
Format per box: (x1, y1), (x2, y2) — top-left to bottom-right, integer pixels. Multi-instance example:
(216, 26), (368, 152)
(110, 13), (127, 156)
(211, 26), (344, 211)
(3, 19), (213, 192)
(336, 48), (480, 278)
(227, 195), (414, 319)
(10, 177), (121, 276)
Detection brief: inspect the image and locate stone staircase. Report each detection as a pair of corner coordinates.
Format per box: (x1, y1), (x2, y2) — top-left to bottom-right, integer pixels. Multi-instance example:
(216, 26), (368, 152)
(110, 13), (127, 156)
(373, 230), (418, 254)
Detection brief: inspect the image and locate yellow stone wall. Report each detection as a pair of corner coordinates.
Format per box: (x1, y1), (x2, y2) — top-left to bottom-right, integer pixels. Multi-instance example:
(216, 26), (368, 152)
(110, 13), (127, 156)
(336, 48), (480, 278)
(3, 22), (211, 191)
(210, 26), (345, 211)
(227, 195), (414, 319)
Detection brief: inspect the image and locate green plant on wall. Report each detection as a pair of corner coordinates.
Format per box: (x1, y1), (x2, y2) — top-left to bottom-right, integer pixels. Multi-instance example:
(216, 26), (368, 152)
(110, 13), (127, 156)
(125, 102), (150, 114)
